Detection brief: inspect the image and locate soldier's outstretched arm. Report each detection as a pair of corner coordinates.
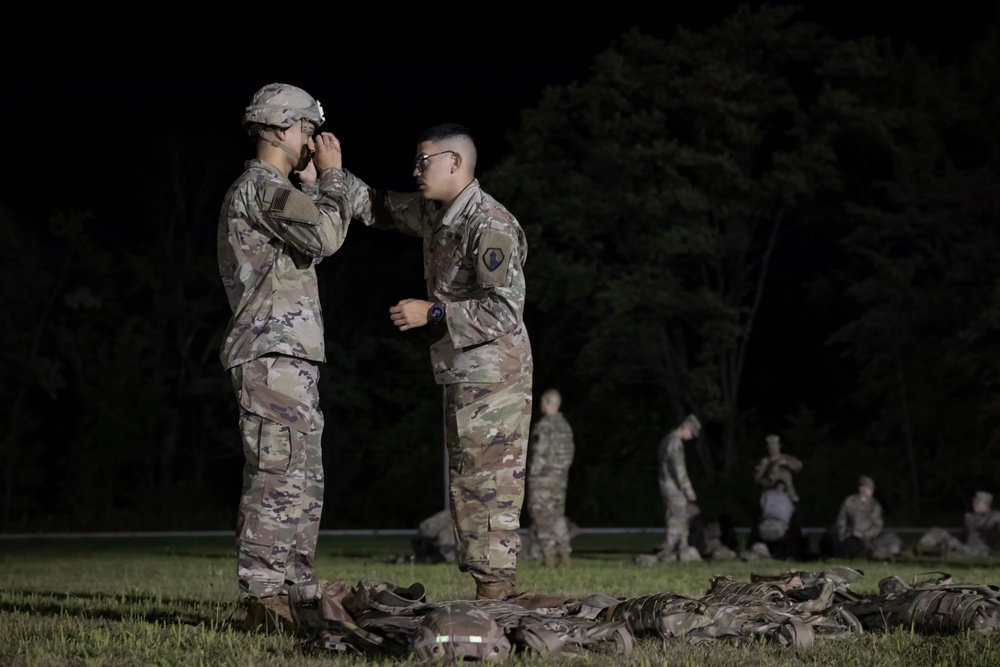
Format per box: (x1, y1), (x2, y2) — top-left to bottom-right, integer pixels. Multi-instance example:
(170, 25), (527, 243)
(343, 170), (425, 237)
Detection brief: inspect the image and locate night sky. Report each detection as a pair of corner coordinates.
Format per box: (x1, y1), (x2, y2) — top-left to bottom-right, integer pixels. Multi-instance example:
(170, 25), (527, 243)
(4, 1), (995, 222)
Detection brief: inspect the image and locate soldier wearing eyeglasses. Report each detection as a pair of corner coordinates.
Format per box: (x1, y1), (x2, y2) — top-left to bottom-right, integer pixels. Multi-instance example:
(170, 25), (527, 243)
(347, 124), (533, 600)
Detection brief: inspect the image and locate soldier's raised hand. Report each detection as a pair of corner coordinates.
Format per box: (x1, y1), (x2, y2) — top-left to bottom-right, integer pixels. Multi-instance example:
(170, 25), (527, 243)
(314, 132), (343, 172)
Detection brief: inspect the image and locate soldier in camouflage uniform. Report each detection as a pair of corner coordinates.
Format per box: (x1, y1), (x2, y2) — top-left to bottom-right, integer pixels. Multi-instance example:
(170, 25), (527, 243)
(753, 434), (803, 502)
(347, 124), (533, 600)
(657, 414), (702, 562)
(526, 389), (575, 568)
(917, 491), (1000, 558)
(821, 475), (901, 559)
(217, 83), (355, 629)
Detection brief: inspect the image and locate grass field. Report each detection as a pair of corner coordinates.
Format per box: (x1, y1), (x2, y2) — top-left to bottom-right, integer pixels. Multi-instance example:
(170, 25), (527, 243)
(3, 532), (1000, 665)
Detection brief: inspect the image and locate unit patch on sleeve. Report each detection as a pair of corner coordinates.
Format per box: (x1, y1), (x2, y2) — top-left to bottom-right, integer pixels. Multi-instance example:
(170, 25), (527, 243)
(477, 227), (515, 286)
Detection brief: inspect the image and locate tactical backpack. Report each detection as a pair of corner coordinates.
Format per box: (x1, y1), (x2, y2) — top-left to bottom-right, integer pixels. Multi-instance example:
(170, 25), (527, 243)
(288, 579), (634, 659)
(604, 568), (864, 648)
(844, 572), (1000, 634)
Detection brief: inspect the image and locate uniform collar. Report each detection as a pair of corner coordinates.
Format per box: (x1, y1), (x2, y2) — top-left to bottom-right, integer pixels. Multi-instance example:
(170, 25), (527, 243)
(246, 159), (292, 185)
(439, 179), (480, 228)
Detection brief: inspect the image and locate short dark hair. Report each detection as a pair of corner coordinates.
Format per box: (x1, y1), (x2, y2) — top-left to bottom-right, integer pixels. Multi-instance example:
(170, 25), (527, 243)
(416, 123), (475, 145)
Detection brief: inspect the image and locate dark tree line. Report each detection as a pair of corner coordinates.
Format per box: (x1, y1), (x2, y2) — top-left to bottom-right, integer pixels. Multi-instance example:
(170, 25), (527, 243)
(3, 4), (999, 532)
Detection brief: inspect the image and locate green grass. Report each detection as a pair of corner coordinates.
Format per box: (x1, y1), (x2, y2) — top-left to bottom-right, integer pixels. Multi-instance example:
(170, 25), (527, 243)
(2, 533), (1000, 665)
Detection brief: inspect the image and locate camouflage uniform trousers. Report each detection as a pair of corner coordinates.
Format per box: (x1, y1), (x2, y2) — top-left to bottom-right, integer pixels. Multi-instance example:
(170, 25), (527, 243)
(918, 527), (990, 558)
(660, 484), (690, 555)
(445, 371), (532, 587)
(527, 469), (572, 560)
(231, 354), (325, 597)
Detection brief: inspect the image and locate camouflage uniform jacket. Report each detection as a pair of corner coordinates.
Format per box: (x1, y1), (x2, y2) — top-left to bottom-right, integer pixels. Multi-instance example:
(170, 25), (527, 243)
(965, 509), (1000, 554)
(528, 413), (575, 480)
(218, 160), (352, 369)
(753, 454), (802, 485)
(835, 494), (884, 543)
(348, 176), (532, 384)
(658, 431), (693, 498)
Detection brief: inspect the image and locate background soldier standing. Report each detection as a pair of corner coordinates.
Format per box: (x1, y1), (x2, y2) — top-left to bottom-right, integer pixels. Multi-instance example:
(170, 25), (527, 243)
(526, 388), (575, 568)
(753, 434), (803, 502)
(917, 491), (1000, 558)
(218, 83), (354, 630)
(349, 124), (533, 600)
(657, 414), (702, 562)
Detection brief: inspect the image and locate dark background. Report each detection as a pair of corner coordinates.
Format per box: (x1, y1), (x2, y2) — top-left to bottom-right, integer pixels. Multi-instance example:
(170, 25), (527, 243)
(2, 1), (998, 534)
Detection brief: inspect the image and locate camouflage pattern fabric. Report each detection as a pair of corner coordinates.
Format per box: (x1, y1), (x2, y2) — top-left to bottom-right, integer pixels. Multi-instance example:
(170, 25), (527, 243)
(446, 374), (532, 586)
(411, 602), (511, 661)
(660, 488), (691, 558)
(527, 412), (575, 562)
(834, 493), (884, 542)
(832, 492), (901, 559)
(218, 159), (352, 369)
(966, 509), (1000, 554)
(605, 569), (862, 648)
(348, 175), (533, 592)
(288, 579), (631, 659)
(287, 567), (1000, 660)
(918, 509), (1000, 558)
(753, 454), (803, 501)
(844, 572), (1000, 634)
(658, 431), (694, 556)
(219, 155), (352, 598)
(231, 355), (324, 596)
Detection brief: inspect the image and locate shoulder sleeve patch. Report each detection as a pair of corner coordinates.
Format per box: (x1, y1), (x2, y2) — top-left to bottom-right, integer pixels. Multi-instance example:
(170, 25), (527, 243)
(477, 226), (515, 286)
(262, 182), (320, 226)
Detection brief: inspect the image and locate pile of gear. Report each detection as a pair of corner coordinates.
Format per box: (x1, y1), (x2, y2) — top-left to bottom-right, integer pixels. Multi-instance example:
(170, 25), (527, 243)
(274, 568), (1000, 661)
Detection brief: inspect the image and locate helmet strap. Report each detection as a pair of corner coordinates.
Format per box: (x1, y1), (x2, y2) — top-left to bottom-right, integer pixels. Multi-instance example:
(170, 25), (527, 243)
(258, 127), (308, 164)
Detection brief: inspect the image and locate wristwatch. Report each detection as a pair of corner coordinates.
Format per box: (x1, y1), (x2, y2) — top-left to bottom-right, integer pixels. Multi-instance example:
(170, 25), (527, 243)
(428, 302), (446, 324)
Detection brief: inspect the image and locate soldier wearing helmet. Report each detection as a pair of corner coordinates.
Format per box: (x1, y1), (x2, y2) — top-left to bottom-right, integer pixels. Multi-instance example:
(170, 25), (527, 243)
(218, 82), (356, 632)
(241, 83), (326, 172)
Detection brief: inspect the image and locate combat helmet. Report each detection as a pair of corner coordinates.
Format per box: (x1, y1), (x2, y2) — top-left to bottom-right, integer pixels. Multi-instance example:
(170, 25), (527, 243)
(241, 83), (325, 135)
(410, 601), (511, 661)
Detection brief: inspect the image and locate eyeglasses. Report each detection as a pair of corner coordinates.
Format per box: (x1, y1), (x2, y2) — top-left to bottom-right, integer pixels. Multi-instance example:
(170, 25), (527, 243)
(414, 150), (455, 172)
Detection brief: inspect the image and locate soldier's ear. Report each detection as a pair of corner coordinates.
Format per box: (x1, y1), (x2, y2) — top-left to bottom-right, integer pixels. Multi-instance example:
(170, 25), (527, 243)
(450, 152), (462, 173)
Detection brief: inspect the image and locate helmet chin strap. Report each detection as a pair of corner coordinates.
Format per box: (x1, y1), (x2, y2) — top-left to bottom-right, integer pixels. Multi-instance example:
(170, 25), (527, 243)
(258, 119), (313, 165)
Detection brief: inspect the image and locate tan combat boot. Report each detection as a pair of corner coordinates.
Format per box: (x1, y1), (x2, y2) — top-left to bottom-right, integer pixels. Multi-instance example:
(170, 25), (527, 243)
(475, 580), (516, 600)
(557, 551), (571, 568)
(243, 594), (296, 634)
(541, 553), (557, 568)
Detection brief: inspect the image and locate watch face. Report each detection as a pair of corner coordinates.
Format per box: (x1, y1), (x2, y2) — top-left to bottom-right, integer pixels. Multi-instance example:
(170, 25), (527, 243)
(431, 305), (445, 322)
